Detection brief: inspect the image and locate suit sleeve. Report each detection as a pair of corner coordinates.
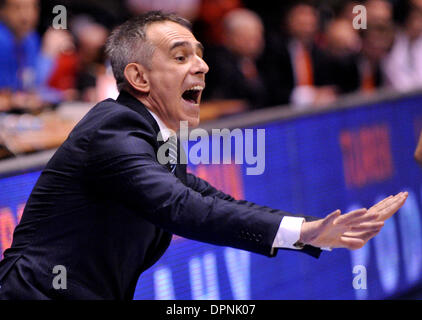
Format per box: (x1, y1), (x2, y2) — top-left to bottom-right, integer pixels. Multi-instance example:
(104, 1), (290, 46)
(186, 173), (322, 258)
(85, 111), (287, 257)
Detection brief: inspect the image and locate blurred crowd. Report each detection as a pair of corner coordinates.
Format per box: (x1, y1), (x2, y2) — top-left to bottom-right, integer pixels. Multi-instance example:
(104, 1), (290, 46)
(0, 0), (422, 116)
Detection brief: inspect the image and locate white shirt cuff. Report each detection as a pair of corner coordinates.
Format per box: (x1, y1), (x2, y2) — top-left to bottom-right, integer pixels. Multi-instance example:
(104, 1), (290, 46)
(272, 216), (305, 250)
(271, 217), (333, 253)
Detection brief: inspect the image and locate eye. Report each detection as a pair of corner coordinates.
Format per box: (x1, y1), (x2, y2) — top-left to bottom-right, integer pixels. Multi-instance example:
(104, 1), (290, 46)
(175, 55), (187, 62)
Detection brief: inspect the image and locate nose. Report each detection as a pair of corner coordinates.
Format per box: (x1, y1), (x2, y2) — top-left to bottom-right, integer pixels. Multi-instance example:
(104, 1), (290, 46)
(193, 55), (209, 75)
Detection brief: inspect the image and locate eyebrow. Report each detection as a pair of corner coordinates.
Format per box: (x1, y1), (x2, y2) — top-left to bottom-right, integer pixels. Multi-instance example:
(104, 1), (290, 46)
(170, 41), (204, 54)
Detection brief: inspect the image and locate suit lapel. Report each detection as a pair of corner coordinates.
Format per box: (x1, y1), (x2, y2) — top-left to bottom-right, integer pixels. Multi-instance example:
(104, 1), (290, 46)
(116, 90), (188, 184)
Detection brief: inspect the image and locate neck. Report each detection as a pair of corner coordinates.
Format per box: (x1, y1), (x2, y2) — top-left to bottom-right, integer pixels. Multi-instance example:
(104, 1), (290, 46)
(125, 88), (178, 132)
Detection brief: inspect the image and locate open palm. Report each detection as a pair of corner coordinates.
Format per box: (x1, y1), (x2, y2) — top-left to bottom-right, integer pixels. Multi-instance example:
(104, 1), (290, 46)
(300, 192), (408, 250)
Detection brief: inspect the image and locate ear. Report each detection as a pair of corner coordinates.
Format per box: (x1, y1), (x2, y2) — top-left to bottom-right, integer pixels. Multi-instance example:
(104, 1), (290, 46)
(124, 63), (150, 94)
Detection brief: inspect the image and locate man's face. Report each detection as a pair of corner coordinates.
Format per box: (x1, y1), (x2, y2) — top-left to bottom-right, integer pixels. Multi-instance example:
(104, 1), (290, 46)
(226, 18), (264, 59)
(0, 0), (39, 39)
(143, 21), (209, 131)
(287, 5), (318, 44)
(361, 23), (394, 62)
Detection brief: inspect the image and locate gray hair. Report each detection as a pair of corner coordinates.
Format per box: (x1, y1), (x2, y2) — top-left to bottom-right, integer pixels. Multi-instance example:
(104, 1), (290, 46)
(105, 11), (192, 91)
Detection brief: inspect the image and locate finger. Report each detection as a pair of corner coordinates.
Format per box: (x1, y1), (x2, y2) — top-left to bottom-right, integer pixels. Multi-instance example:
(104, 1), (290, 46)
(368, 194), (404, 221)
(334, 208), (367, 225)
(342, 231), (379, 244)
(369, 193), (403, 216)
(321, 209), (341, 227)
(378, 193), (408, 221)
(346, 211), (381, 225)
(343, 230), (375, 238)
(339, 237), (365, 250)
(372, 195), (394, 208)
(349, 221), (384, 232)
(373, 193), (403, 209)
(378, 192), (407, 210)
(369, 195), (394, 212)
(343, 229), (380, 241)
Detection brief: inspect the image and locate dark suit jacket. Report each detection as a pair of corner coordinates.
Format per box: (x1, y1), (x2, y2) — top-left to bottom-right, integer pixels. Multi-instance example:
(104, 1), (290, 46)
(262, 38), (337, 106)
(0, 91), (321, 300)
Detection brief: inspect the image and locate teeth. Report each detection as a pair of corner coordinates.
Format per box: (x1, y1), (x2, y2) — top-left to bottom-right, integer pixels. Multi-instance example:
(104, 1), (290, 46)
(182, 85), (203, 105)
(187, 85), (204, 91)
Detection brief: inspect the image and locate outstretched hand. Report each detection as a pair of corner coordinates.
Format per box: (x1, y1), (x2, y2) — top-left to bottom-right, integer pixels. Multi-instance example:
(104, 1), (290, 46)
(299, 192), (408, 250)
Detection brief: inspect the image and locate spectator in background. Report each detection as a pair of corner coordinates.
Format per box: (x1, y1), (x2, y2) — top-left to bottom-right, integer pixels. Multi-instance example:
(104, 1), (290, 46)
(366, 0), (393, 25)
(126, 0), (201, 22)
(322, 18), (361, 94)
(324, 18), (361, 63)
(357, 0), (395, 93)
(43, 28), (78, 101)
(0, 0), (58, 112)
(335, 0), (361, 23)
(203, 8), (270, 109)
(266, 1), (337, 109)
(194, 0), (242, 47)
(71, 16), (109, 102)
(383, 0), (422, 91)
(47, 15), (110, 103)
(320, 0), (394, 96)
(38, 0), (127, 31)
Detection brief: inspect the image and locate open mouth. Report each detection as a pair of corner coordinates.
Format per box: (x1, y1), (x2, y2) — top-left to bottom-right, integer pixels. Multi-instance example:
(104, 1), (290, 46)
(182, 85), (203, 105)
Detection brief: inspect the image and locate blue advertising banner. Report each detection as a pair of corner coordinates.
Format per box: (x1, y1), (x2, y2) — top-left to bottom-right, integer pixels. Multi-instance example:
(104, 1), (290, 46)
(1, 94), (422, 299)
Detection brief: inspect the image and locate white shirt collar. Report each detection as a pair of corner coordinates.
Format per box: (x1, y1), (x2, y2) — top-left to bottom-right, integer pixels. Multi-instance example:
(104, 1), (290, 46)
(146, 109), (173, 142)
